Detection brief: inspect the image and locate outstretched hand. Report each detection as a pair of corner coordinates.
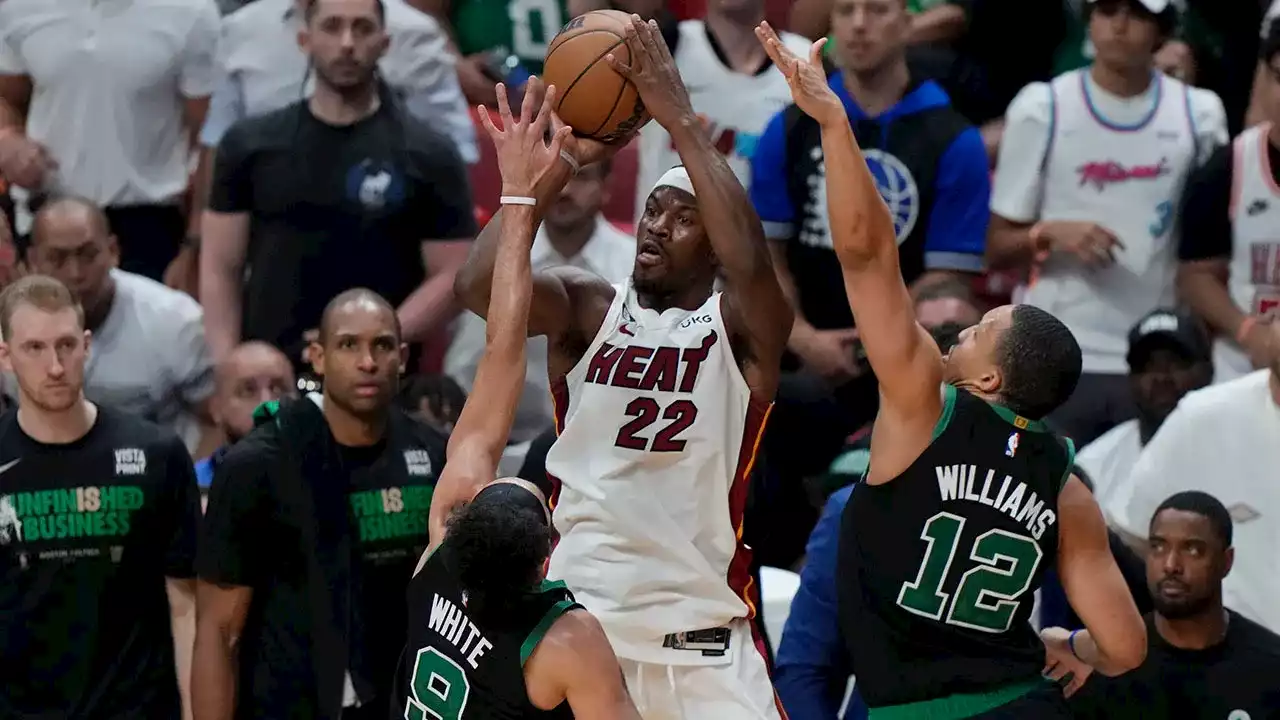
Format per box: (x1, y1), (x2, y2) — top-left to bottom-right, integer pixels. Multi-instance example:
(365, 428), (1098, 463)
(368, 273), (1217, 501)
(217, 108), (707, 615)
(756, 22), (845, 129)
(605, 15), (694, 132)
(476, 77), (574, 197)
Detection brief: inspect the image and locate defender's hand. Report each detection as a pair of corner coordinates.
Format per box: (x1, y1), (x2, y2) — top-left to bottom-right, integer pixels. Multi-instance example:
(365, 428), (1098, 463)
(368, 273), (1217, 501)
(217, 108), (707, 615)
(476, 77), (573, 198)
(1041, 627), (1094, 698)
(604, 15), (695, 131)
(756, 23), (845, 129)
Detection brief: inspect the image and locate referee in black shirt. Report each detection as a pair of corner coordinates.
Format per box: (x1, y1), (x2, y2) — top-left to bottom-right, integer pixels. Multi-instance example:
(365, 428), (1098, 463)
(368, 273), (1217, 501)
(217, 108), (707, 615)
(1069, 491), (1280, 718)
(0, 275), (201, 719)
(193, 288), (447, 720)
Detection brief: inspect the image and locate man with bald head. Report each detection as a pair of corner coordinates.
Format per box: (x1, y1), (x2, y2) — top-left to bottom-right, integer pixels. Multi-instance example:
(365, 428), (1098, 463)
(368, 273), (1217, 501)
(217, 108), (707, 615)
(195, 287), (448, 719)
(18, 195), (216, 453)
(194, 342), (296, 500)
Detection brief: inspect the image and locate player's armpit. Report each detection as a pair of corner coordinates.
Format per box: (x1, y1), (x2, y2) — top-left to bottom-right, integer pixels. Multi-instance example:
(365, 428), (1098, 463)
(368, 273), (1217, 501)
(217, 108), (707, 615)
(525, 609), (642, 719)
(1056, 475), (1147, 676)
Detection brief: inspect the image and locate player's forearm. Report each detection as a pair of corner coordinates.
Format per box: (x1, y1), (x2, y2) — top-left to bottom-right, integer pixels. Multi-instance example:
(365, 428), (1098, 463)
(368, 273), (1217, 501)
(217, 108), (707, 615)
(191, 623), (238, 720)
(668, 117), (773, 281)
(168, 579), (198, 720)
(486, 204), (538, 353)
(1176, 263), (1247, 339)
(198, 259), (243, 362)
(455, 168), (571, 317)
(818, 119), (897, 268)
(1067, 627), (1143, 677)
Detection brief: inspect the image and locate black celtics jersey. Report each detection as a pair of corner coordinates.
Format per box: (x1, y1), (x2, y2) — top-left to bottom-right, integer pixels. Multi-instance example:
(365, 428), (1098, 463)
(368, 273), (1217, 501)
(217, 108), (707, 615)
(393, 541), (580, 720)
(838, 385), (1075, 709)
(0, 406), (200, 719)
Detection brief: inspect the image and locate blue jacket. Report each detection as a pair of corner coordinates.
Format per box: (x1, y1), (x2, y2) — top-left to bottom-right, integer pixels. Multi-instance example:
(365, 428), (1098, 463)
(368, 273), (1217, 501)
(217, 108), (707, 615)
(775, 485), (868, 720)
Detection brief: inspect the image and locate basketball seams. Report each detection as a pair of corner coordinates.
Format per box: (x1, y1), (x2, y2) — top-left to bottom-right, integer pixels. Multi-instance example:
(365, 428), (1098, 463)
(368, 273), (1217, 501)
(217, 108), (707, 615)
(557, 35), (629, 137)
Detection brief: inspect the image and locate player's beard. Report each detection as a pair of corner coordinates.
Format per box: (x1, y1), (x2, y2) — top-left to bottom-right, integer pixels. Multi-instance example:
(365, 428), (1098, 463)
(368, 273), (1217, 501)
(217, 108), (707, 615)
(1151, 584), (1214, 620)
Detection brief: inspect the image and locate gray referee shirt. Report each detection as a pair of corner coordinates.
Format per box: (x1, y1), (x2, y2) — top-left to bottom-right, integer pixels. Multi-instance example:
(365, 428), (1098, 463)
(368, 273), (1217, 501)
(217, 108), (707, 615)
(200, 0), (478, 163)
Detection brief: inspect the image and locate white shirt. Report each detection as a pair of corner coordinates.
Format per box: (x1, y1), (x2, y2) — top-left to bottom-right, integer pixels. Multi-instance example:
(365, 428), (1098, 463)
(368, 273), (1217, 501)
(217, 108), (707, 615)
(200, 0), (477, 162)
(1074, 418), (1142, 520)
(633, 20), (807, 222)
(545, 279), (764, 665)
(992, 70), (1226, 373)
(0, 0), (219, 205)
(443, 216), (634, 442)
(1105, 370), (1280, 633)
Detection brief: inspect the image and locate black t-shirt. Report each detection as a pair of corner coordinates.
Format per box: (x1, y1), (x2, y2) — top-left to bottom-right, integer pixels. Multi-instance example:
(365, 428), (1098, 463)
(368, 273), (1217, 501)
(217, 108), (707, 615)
(209, 99), (477, 358)
(1179, 138), (1280, 262)
(838, 387), (1073, 708)
(391, 542), (578, 720)
(1069, 611), (1280, 718)
(197, 400), (447, 719)
(0, 407), (200, 719)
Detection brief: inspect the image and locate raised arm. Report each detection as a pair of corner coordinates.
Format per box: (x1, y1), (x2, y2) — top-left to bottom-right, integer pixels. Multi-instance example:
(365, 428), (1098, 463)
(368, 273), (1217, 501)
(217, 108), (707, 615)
(426, 85), (573, 551)
(452, 79), (617, 343)
(607, 16), (793, 394)
(759, 26), (941, 426)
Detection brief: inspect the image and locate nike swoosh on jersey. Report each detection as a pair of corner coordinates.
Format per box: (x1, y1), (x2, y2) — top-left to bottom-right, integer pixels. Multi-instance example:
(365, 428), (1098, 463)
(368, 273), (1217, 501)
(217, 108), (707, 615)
(0, 459), (20, 475)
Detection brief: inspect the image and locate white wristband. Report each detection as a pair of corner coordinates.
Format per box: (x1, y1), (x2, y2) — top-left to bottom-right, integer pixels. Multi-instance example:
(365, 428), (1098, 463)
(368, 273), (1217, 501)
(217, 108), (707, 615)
(499, 195), (537, 206)
(559, 149), (581, 175)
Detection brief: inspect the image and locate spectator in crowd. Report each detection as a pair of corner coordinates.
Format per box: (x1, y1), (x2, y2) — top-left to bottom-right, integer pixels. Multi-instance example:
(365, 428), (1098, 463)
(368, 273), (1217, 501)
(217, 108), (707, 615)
(198, 0), (476, 168)
(1178, 21), (1280, 384)
(1245, 0), (1280, 128)
(397, 372), (465, 434)
(1071, 491), (1280, 717)
(201, 0), (477, 372)
(196, 341), (297, 497)
(633, 0), (808, 222)
(772, 307), (977, 720)
(194, 289), (448, 719)
(1075, 309), (1211, 510)
(0, 275), (201, 719)
(987, 0), (1227, 446)
(0, 0), (219, 282)
(1106, 311), (1280, 633)
(749, 0), (989, 516)
(445, 161), (632, 443)
(8, 197), (217, 455)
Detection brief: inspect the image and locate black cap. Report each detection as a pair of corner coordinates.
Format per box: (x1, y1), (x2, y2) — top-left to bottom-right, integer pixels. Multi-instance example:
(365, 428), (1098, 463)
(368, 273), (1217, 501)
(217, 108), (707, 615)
(1126, 309), (1211, 370)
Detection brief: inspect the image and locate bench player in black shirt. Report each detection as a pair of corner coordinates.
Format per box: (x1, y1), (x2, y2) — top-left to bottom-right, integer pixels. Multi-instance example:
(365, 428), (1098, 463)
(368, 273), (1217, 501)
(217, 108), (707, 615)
(396, 79), (640, 720)
(0, 275), (201, 719)
(758, 25), (1148, 718)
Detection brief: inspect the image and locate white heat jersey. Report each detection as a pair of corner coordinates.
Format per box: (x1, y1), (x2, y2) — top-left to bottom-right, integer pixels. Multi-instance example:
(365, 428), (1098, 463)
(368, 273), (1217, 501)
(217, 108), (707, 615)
(633, 20), (807, 222)
(544, 279), (769, 665)
(1218, 124), (1280, 382)
(1025, 70), (1202, 374)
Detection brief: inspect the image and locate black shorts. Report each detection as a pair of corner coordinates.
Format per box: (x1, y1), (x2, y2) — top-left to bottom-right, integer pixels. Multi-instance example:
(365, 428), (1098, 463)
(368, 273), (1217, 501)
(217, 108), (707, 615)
(973, 683), (1072, 719)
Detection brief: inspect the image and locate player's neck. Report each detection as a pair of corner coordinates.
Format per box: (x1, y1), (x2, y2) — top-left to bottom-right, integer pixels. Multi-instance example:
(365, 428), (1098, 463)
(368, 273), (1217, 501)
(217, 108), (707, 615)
(83, 276), (117, 332)
(1155, 605), (1228, 651)
(1088, 61), (1154, 99)
(704, 11), (767, 74)
(308, 83), (381, 126)
(635, 281), (714, 314)
(842, 58), (910, 118)
(17, 399), (97, 445)
(322, 395), (387, 447)
(544, 218), (596, 261)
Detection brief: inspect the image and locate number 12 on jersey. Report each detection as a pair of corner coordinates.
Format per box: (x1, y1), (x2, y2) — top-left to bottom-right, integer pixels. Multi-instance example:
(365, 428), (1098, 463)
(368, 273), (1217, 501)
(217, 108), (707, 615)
(896, 512), (1043, 634)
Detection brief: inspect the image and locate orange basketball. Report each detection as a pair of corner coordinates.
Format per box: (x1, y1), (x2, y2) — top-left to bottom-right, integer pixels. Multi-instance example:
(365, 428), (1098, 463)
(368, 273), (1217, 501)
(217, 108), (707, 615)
(542, 9), (647, 143)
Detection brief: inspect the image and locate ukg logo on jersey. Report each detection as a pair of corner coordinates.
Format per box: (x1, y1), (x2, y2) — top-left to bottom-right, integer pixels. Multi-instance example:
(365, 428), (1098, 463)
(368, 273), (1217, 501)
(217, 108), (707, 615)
(349, 486), (434, 543)
(0, 485), (144, 545)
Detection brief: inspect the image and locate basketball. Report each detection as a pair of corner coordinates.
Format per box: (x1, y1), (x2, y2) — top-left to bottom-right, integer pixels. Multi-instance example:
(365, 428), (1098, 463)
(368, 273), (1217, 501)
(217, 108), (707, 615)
(543, 9), (647, 143)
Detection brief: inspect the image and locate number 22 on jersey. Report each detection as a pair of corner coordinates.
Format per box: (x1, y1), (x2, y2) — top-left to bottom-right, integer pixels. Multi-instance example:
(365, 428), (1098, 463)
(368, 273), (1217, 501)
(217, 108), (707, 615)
(897, 512), (1043, 634)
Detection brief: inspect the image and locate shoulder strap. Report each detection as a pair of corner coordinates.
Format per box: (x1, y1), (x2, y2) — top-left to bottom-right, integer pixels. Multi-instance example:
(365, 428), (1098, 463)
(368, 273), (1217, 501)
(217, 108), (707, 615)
(519, 580), (583, 666)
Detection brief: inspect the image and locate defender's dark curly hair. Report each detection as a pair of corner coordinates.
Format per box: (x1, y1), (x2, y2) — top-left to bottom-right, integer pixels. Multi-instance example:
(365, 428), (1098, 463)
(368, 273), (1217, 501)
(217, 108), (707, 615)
(996, 305), (1082, 420)
(446, 484), (551, 622)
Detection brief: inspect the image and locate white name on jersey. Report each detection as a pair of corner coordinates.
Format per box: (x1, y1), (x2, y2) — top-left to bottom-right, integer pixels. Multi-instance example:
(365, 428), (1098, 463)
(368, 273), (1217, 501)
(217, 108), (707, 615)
(428, 592), (492, 669)
(935, 465), (1058, 540)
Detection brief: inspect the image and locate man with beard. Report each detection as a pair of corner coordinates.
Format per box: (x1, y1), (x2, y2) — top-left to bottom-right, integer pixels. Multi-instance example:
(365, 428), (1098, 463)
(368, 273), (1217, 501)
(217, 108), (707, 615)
(194, 342), (297, 502)
(0, 275), (201, 719)
(193, 289), (448, 720)
(1069, 491), (1280, 718)
(201, 0), (476, 372)
(1075, 309), (1212, 514)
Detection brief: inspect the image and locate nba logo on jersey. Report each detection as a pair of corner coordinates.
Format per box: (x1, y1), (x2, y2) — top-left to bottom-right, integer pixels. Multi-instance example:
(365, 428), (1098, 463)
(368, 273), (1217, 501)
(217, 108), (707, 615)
(1005, 432), (1020, 458)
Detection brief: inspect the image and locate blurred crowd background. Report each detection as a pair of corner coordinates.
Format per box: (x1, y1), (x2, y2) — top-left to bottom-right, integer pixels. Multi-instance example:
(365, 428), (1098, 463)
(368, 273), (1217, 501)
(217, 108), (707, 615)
(1, 0), (1279, 716)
